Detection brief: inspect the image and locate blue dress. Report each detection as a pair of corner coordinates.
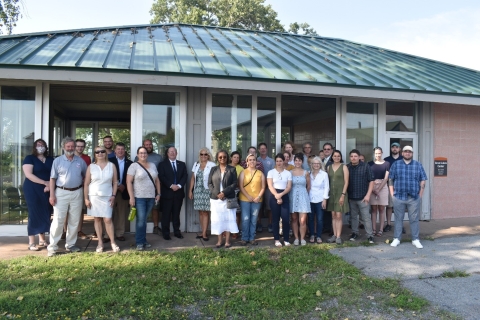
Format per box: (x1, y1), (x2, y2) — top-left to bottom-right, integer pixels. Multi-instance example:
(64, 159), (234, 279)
(23, 155), (54, 235)
(289, 170), (311, 213)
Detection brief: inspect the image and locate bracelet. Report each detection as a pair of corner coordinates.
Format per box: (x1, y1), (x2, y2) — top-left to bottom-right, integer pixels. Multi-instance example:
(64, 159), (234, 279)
(341, 193), (346, 195)
(112, 194), (116, 197)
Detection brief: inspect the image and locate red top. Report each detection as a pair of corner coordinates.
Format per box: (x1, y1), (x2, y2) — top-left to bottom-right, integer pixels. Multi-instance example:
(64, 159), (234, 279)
(79, 154), (91, 166)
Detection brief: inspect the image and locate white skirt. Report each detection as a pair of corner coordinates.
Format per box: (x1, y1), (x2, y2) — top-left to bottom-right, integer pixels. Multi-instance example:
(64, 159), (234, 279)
(87, 195), (113, 218)
(210, 199), (239, 235)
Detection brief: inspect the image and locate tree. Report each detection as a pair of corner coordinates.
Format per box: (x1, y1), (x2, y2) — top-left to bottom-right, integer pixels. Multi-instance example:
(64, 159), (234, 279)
(288, 22), (318, 36)
(0, 0), (22, 35)
(150, 0), (316, 35)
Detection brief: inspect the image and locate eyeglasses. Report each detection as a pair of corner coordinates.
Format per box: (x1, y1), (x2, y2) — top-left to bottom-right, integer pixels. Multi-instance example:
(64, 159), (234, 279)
(138, 152), (148, 155)
(76, 145), (85, 148)
(278, 173), (282, 180)
(403, 150), (413, 153)
(218, 156), (227, 159)
(312, 162), (321, 165)
(323, 148), (331, 151)
(200, 153), (208, 156)
(304, 146), (311, 149)
(95, 150), (106, 154)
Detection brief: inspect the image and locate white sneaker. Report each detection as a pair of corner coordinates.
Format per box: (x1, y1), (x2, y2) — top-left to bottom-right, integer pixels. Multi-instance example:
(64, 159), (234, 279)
(301, 239), (306, 246)
(275, 241), (283, 247)
(412, 239), (423, 249)
(293, 239), (299, 246)
(284, 241), (291, 246)
(390, 238), (400, 247)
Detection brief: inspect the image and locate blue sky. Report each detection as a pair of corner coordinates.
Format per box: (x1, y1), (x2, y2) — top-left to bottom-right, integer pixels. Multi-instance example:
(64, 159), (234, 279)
(11, 0), (480, 71)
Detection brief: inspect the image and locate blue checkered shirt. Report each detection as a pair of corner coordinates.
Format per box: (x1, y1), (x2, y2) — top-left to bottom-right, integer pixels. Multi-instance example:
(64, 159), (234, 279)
(389, 160), (427, 200)
(347, 162), (374, 200)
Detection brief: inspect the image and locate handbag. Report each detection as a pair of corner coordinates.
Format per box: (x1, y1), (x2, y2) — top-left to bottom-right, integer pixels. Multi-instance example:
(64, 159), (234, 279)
(128, 206), (137, 221)
(135, 162), (158, 196)
(226, 197), (239, 209)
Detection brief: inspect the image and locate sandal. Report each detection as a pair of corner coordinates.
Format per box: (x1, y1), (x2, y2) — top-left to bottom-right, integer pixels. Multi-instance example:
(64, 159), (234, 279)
(28, 244), (39, 251)
(250, 240), (258, 246)
(39, 240), (49, 247)
(376, 231), (383, 237)
(96, 246), (104, 253)
(309, 236), (315, 243)
(112, 244), (121, 253)
(317, 237), (323, 244)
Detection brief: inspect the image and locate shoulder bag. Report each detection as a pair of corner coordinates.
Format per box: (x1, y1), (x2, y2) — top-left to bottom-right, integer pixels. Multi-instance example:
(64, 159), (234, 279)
(135, 162), (158, 196)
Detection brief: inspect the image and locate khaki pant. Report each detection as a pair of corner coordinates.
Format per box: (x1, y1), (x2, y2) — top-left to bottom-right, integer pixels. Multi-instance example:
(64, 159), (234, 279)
(48, 188), (83, 253)
(113, 193), (130, 237)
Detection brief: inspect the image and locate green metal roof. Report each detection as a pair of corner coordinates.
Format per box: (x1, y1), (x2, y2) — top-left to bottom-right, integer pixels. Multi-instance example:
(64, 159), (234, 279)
(1, 23), (480, 96)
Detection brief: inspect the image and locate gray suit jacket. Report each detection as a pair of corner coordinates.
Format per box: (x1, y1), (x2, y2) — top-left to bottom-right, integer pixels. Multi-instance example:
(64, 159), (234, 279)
(208, 165), (237, 199)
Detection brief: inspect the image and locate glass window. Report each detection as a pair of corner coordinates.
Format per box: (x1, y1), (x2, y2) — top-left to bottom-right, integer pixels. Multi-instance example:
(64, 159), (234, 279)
(257, 97), (276, 158)
(386, 101), (416, 132)
(211, 94), (252, 157)
(1, 86), (35, 225)
(281, 95), (336, 156)
(346, 102), (378, 162)
(143, 91), (180, 157)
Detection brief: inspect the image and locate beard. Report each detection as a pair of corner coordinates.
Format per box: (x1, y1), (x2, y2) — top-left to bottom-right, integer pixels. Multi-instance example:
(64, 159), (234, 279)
(65, 150), (75, 156)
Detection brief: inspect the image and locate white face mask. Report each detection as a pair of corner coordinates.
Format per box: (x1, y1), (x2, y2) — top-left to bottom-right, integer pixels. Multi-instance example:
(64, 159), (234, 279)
(36, 146), (46, 154)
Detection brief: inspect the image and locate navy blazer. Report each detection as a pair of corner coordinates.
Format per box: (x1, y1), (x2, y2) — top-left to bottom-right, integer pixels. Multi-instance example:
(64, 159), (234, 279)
(158, 158), (188, 199)
(208, 165), (238, 199)
(109, 156), (133, 200)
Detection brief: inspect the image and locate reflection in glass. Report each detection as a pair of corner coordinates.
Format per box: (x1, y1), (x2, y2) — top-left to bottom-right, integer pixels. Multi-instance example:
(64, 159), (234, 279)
(1, 86), (35, 224)
(211, 94), (252, 157)
(347, 102), (378, 162)
(257, 97), (276, 158)
(143, 91), (180, 158)
(386, 101), (416, 132)
(281, 96), (336, 155)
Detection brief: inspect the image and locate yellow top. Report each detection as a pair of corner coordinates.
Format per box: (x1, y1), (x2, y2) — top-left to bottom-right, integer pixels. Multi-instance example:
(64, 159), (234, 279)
(285, 164), (295, 171)
(239, 168), (264, 202)
(235, 164), (244, 177)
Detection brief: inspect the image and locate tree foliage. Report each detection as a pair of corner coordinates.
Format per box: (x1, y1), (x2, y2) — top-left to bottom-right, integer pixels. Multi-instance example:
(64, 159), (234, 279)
(0, 0), (21, 35)
(150, 0), (317, 35)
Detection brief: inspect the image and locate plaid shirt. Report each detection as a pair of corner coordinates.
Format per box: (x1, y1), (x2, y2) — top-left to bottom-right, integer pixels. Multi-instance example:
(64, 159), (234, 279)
(347, 162), (374, 200)
(389, 159), (427, 200)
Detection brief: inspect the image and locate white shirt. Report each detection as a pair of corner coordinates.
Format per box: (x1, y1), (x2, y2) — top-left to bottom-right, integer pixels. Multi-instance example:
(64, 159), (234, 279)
(117, 157), (125, 184)
(309, 170), (330, 203)
(192, 161), (216, 189)
(267, 168), (292, 189)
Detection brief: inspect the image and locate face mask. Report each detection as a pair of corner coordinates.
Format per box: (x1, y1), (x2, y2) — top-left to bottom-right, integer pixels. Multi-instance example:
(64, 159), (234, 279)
(36, 146), (46, 154)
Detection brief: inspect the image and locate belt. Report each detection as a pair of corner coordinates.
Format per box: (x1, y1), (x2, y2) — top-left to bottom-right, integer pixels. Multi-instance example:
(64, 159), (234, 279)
(57, 185), (83, 191)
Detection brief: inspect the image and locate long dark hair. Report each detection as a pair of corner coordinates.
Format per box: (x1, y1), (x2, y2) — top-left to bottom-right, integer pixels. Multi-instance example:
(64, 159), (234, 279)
(332, 149), (344, 163)
(32, 139), (49, 157)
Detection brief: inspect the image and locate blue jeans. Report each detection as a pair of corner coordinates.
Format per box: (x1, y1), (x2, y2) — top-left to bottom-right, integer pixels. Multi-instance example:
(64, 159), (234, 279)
(240, 201), (261, 241)
(135, 197), (155, 245)
(308, 202), (324, 238)
(270, 189), (290, 242)
(393, 196), (421, 240)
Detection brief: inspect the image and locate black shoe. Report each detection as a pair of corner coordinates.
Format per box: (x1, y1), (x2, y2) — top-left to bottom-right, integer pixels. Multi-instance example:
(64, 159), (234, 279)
(402, 227), (406, 234)
(349, 233), (358, 241)
(368, 236), (374, 244)
(163, 235), (172, 240)
(174, 233), (184, 239)
(153, 226), (162, 235)
(359, 224), (365, 229)
(383, 224), (391, 232)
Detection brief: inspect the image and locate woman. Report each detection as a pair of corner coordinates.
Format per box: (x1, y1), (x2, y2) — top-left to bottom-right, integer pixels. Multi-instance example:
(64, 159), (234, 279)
(326, 150), (349, 244)
(230, 151), (244, 239)
(289, 153), (311, 246)
(208, 150), (239, 248)
(22, 139), (54, 251)
(309, 157), (329, 244)
(267, 153), (292, 247)
(189, 148), (215, 241)
(283, 141), (295, 165)
(283, 152), (295, 171)
(368, 147), (390, 237)
(127, 146), (161, 251)
(84, 146), (120, 253)
(238, 153), (266, 245)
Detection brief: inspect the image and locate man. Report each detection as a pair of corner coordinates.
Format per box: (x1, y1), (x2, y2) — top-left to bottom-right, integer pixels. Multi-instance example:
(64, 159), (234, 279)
(103, 135), (116, 159)
(322, 143), (334, 167)
(74, 139), (91, 239)
(383, 142), (404, 232)
(389, 146), (427, 249)
(257, 143), (274, 232)
(109, 142), (133, 241)
(158, 147), (187, 240)
(241, 146), (264, 172)
(358, 154), (365, 162)
(301, 142), (313, 170)
(47, 137), (87, 257)
(347, 149), (375, 244)
(134, 139), (163, 235)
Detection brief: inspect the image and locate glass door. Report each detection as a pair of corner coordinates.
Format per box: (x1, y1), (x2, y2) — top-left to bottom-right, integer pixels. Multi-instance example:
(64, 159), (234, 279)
(384, 132), (418, 160)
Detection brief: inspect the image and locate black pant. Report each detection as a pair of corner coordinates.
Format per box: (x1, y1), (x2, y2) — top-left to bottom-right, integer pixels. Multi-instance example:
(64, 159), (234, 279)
(161, 196), (183, 235)
(323, 210), (333, 233)
(270, 189), (290, 242)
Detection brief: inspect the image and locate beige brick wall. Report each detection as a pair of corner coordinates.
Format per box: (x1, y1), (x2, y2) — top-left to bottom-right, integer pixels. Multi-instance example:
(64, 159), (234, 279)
(433, 103), (480, 218)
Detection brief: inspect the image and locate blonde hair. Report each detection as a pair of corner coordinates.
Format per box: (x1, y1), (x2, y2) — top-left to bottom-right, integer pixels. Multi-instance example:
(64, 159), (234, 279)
(93, 145), (107, 163)
(310, 156), (326, 172)
(245, 153), (256, 162)
(197, 147), (213, 163)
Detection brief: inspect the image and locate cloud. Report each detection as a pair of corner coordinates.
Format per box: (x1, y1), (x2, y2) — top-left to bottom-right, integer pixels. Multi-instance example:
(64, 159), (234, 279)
(356, 9), (480, 71)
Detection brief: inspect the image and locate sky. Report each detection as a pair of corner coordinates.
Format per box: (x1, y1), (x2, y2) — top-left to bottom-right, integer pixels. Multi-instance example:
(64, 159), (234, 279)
(9, 0), (480, 71)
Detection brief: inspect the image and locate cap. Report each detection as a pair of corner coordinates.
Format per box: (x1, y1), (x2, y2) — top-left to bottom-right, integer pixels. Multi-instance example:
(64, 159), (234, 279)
(403, 146), (413, 152)
(391, 142), (401, 148)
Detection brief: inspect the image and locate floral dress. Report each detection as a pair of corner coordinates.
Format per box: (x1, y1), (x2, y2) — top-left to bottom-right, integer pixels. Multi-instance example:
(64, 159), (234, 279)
(193, 168), (210, 211)
(289, 170), (311, 213)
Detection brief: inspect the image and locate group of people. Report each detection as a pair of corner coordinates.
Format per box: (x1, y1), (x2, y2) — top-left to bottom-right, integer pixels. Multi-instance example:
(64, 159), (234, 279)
(22, 135), (427, 255)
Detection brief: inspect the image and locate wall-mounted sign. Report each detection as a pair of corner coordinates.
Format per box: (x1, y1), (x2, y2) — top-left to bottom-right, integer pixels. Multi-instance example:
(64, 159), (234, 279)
(434, 157), (447, 177)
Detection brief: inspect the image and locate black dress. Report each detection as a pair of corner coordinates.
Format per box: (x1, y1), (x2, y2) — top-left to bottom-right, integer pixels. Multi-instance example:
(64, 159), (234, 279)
(23, 155), (54, 235)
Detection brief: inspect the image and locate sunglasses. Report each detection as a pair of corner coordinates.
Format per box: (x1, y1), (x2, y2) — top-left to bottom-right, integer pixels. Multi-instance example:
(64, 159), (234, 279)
(200, 153), (208, 156)
(323, 148), (331, 151)
(95, 150), (106, 154)
(218, 156), (227, 159)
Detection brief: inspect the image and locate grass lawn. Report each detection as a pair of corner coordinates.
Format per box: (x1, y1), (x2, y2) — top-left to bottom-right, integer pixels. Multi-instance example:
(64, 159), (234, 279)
(0, 245), (457, 319)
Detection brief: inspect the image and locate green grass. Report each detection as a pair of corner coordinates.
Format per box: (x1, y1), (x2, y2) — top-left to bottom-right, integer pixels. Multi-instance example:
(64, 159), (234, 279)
(441, 270), (469, 278)
(0, 246), (455, 319)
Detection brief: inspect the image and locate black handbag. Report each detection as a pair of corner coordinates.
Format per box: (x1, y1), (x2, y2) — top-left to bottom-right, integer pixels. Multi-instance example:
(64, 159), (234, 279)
(226, 197), (239, 209)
